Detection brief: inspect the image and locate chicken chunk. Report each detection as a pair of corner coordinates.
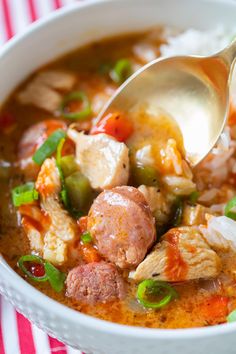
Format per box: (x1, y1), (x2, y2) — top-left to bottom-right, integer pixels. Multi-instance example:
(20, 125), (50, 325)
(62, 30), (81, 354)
(34, 158), (77, 265)
(35, 70), (76, 91)
(132, 226), (221, 282)
(67, 129), (129, 190)
(17, 70), (76, 112)
(25, 227), (44, 252)
(17, 83), (62, 113)
(138, 185), (172, 224)
(200, 216), (236, 252)
(19, 204), (47, 253)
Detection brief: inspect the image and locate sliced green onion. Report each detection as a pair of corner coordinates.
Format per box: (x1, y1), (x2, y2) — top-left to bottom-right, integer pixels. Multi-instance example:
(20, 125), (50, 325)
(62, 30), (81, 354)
(44, 261), (66, 293)
(56, 137), (66, 166)
(60, 91), (92, 120)
(56, 137), (66, 182)
(189, 191), (199, 204)
(12, 182), (39, 207)
(225, 196), (236, 220)
(137, 279), (178, 309)
(32, 129), (66, 165)
(172, 197), (184, 227)
(227, 309), (236, 323)
(110, 59), (132, 84)
(18, 255), (48, 282)
(60, 188), (69, 208)
(81, 231), (92, 244)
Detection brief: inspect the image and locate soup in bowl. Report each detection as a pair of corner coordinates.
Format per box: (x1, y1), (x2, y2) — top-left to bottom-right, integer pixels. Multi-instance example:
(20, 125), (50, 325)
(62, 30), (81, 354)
(2, 0), (236, 353)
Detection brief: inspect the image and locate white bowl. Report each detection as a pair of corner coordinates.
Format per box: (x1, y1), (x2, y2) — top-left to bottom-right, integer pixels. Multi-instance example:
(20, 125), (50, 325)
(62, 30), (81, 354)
(1, 0), (236, 353)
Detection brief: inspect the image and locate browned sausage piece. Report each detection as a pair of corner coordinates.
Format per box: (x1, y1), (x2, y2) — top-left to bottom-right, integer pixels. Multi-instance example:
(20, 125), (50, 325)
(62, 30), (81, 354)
(87, 186), (156, 269)
(66, 262), (126, 304)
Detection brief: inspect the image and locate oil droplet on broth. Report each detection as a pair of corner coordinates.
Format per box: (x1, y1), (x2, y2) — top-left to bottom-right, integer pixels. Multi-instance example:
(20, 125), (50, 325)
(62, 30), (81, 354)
(127, 103), (185, 172)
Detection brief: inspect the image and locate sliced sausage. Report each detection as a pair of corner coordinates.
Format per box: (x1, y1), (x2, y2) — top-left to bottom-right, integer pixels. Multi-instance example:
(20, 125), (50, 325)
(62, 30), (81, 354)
(66, 262), (126, 304)
(87, 186), (156, 269)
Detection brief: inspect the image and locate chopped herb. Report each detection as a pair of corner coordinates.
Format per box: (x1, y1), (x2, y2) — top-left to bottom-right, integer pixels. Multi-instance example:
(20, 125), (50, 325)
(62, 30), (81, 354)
(81, 231), (93, 244)
(137, 279), (178, 309)
(225, 196), (236, 220)
(110, 59), (132, 84)
(60, 91), (92, 120)
(12, 182), (39, 207)
(32, 129), (66, 165)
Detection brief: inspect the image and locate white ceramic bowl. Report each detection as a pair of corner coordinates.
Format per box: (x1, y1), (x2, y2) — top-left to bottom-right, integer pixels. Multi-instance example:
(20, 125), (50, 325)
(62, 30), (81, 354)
(1, 0), (236, 353)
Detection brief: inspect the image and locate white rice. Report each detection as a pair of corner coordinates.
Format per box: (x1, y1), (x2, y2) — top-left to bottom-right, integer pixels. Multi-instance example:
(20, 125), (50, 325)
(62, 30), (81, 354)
(161, 26), (236, 104)
(160, 26), (236, 57)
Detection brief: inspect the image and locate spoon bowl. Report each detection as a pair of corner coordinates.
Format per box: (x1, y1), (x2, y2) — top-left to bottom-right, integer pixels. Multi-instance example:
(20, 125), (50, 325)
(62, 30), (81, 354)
(99, 42), (236, 165)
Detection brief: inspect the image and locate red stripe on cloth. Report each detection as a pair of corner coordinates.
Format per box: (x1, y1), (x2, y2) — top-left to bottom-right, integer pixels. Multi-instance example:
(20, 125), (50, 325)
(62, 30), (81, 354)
(53, 0), (62, 10)
(1, 0), (14, 39)
(27, 0), (38, 22)
(49, 336), (68, 354)
(0, 300), (5, 354)
(16, 312), (36, 354)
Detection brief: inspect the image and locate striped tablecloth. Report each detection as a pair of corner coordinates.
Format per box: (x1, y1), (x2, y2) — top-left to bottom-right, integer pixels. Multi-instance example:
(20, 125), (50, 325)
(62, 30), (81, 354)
(0, 2), (84, 353)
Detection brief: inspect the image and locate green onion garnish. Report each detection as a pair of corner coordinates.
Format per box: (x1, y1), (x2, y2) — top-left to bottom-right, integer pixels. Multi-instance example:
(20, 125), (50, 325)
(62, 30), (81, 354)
(225, 196), (236, 220)
(81, 231), (92, 244)
(32, 129), (66, 165)
(227, 309), (236, 323)
(110, 59), (132, 84)
(18, 255), (48, 282)
(55, 137), (70, 210)
(44, 261), (66, 293)
(137, 279), (178, 309)
(60, 91), (92, 120)
(18, 255), (65, 292)
(12, 182), (39, 207)
(189, 191), (199, 204)
(56, 137), (66, 181)
(60, 188), (69, 208)
(56, 137), (66, 167)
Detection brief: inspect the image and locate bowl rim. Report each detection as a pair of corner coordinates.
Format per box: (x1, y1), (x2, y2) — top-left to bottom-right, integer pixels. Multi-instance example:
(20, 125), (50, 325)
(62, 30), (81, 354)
(1, 0), (236, 340)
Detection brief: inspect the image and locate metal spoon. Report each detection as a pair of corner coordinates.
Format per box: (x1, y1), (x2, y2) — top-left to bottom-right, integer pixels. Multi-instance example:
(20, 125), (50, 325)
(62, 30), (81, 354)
(98, 40), (236, 166)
